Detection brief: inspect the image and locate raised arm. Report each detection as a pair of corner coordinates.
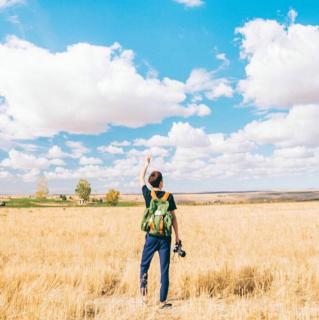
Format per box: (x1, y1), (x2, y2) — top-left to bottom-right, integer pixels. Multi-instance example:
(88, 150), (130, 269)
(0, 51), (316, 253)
(139, 154), (151, 187)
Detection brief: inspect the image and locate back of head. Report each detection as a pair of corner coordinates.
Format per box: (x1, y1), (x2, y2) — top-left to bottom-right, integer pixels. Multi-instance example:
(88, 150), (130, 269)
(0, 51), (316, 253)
(148, 171), (163, 188)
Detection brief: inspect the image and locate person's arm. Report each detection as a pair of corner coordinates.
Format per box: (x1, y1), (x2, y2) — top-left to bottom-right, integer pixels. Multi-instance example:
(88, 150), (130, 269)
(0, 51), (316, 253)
(171, 210), (180, 244)
(139, 154), (151, 187)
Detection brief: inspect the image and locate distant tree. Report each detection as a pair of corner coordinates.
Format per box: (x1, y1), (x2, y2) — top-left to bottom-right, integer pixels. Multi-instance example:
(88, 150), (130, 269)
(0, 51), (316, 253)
(35, 176), (49, 199)
(105, 189), (120, 206)
(59, 194), (67, 201)
(75, 179), (91, 201)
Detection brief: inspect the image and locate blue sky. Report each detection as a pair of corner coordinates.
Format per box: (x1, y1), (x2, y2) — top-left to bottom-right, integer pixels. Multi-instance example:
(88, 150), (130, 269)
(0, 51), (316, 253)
(0, 0), (319, 194)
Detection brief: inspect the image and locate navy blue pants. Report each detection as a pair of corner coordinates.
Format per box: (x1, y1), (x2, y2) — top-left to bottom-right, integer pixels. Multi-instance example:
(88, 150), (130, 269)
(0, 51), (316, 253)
(140, 233), (171, 302)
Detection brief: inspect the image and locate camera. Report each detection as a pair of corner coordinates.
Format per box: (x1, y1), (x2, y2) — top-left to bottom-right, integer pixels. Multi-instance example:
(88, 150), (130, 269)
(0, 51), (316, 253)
(173, 240), (186, 257)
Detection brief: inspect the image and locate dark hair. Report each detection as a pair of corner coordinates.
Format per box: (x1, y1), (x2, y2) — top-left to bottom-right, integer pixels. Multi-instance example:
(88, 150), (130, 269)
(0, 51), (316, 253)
(148, 171), (163, 188)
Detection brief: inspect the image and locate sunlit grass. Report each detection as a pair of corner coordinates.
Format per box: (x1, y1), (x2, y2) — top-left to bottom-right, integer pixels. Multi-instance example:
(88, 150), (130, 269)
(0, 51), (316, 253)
(1, 202), (319, 319)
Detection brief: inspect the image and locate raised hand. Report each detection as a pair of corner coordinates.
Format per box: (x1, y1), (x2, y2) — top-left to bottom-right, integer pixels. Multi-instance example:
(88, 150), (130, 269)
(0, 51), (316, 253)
(145, 153), (151, 165)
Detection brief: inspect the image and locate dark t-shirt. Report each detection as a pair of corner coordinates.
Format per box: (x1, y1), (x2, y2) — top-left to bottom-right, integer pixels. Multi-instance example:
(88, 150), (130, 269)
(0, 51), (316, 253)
(142, 185), (177, 212)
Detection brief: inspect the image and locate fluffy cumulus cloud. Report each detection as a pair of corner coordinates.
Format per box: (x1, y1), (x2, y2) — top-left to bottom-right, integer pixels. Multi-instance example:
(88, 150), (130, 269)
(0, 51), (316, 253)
(65, 141), (89, 158)
(216, 53), (230, 67)
(2, 11), (319, 192)
(186, 69), (233, 100)
(49, 158), (66, 166)
(0, 148), (67, 178)
(134, 135), (170, 148)
(79, 156), (102, 165)
(129, 111), (319, 184)
(240, 105), (319, 147)
(134, 122), (253, 153)
(0, 36), (220, 140)
(237, 13), (319, 109)
(46, 142), (90, 160)
(1, 149), (50, 170)
(96, 140), (131, 156)
(173, 0), (204, 8)
(110, 140), (131, 147)
(97, 145), (124, 155)
(1, 112), (319, 191)
(47, 145), (69, 159)
(0, 0), (24, 9)
(168, 122), (211, 148)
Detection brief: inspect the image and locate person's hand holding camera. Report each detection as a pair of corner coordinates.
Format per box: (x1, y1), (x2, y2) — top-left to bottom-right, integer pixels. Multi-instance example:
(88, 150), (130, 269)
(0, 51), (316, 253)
(173, 239), (186, 257)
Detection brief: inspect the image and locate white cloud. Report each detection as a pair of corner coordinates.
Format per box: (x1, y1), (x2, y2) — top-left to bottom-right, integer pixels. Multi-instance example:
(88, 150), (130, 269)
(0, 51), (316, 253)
(288, 9), (298, 24)
(47, 145), (69, 159)
(237, 13), (319, 108)
(7, 105), (318, 189)
(134, 135), (170, 147)
(41, 114), (319, 191)
(65, 141), (89, 158)
(216, 53), (230, 67)
(168, 122), (211, 148)
(47, 143), (89, 159)
(3, 11), (319, 192)
(79, 156), (103, 165)
(133, 121), (254, 153)
(97, 140), (132, 154)
(127, 147), (170, 158)
(121, 109), (319, 183)
(19, 168), (40, 182)
(45, 151), (168, 186)
(174, 0), (204, 8)
(240, 105), (319, 147)
(1, 149), (49, 170)
(46, 163), (130, 181)
(0, 0), (24, 9)
(0, 37), (212, 140)
(132, 122), (211, 149)
(208, 132), (255, 154)
(186, 68), (233, 100)
(273, 146), (313, 159)
(49, 158), (66, 166)
(110, 140), (131, 147)
(97, 145), (124, 155)
(16, 143), (38, 152)
(184, 103), (211, 116)
(0, 170), (11, 179)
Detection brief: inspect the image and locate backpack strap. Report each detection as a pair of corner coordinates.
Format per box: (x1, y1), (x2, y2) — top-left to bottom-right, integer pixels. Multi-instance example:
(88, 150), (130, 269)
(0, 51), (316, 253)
(161, 192), (170, 201)
(151, 190), (170, 201)
(151, 190), (158, 200)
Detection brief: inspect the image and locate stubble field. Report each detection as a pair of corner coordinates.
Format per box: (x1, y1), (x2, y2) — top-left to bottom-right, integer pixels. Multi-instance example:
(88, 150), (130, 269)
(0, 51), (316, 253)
(1, 202), (319, 319)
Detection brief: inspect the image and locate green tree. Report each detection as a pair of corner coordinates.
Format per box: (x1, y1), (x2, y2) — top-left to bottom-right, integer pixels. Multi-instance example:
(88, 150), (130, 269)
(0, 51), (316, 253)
(75, 179), (91, 201)
(105, 189), (120, 206)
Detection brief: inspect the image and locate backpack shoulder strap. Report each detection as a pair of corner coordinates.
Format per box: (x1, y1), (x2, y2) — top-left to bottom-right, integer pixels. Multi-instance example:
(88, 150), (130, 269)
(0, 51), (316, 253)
(151, 190), (158, 200)
(161, 192), (170, 201)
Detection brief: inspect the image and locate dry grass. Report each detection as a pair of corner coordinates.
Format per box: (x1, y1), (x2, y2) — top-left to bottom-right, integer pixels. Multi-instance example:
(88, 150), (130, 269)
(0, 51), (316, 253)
(1, 202), (319, 319)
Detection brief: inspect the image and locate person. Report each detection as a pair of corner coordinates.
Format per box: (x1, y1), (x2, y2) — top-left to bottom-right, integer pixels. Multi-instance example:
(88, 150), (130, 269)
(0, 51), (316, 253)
(139, 154), (180, 309)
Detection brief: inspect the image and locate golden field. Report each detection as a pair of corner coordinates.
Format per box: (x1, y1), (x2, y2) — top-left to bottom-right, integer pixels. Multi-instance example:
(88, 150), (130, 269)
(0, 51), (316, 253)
(1, 202), (319, 319)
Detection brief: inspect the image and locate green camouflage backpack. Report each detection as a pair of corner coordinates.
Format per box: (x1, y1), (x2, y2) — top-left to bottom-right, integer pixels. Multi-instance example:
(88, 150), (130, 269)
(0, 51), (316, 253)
(141, 191), (173, 237)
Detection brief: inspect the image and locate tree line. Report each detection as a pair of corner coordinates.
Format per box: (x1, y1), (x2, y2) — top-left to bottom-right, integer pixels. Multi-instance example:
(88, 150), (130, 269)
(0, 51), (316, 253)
(35, 176), (120, 206)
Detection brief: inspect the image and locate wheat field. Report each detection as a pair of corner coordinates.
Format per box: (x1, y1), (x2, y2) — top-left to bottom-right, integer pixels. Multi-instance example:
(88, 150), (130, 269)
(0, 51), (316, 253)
(1, 202), (319, 319)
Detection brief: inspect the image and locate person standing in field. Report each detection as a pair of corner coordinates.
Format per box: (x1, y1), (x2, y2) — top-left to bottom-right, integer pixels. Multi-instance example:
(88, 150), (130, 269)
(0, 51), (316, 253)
(139, 154), (180, 309)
